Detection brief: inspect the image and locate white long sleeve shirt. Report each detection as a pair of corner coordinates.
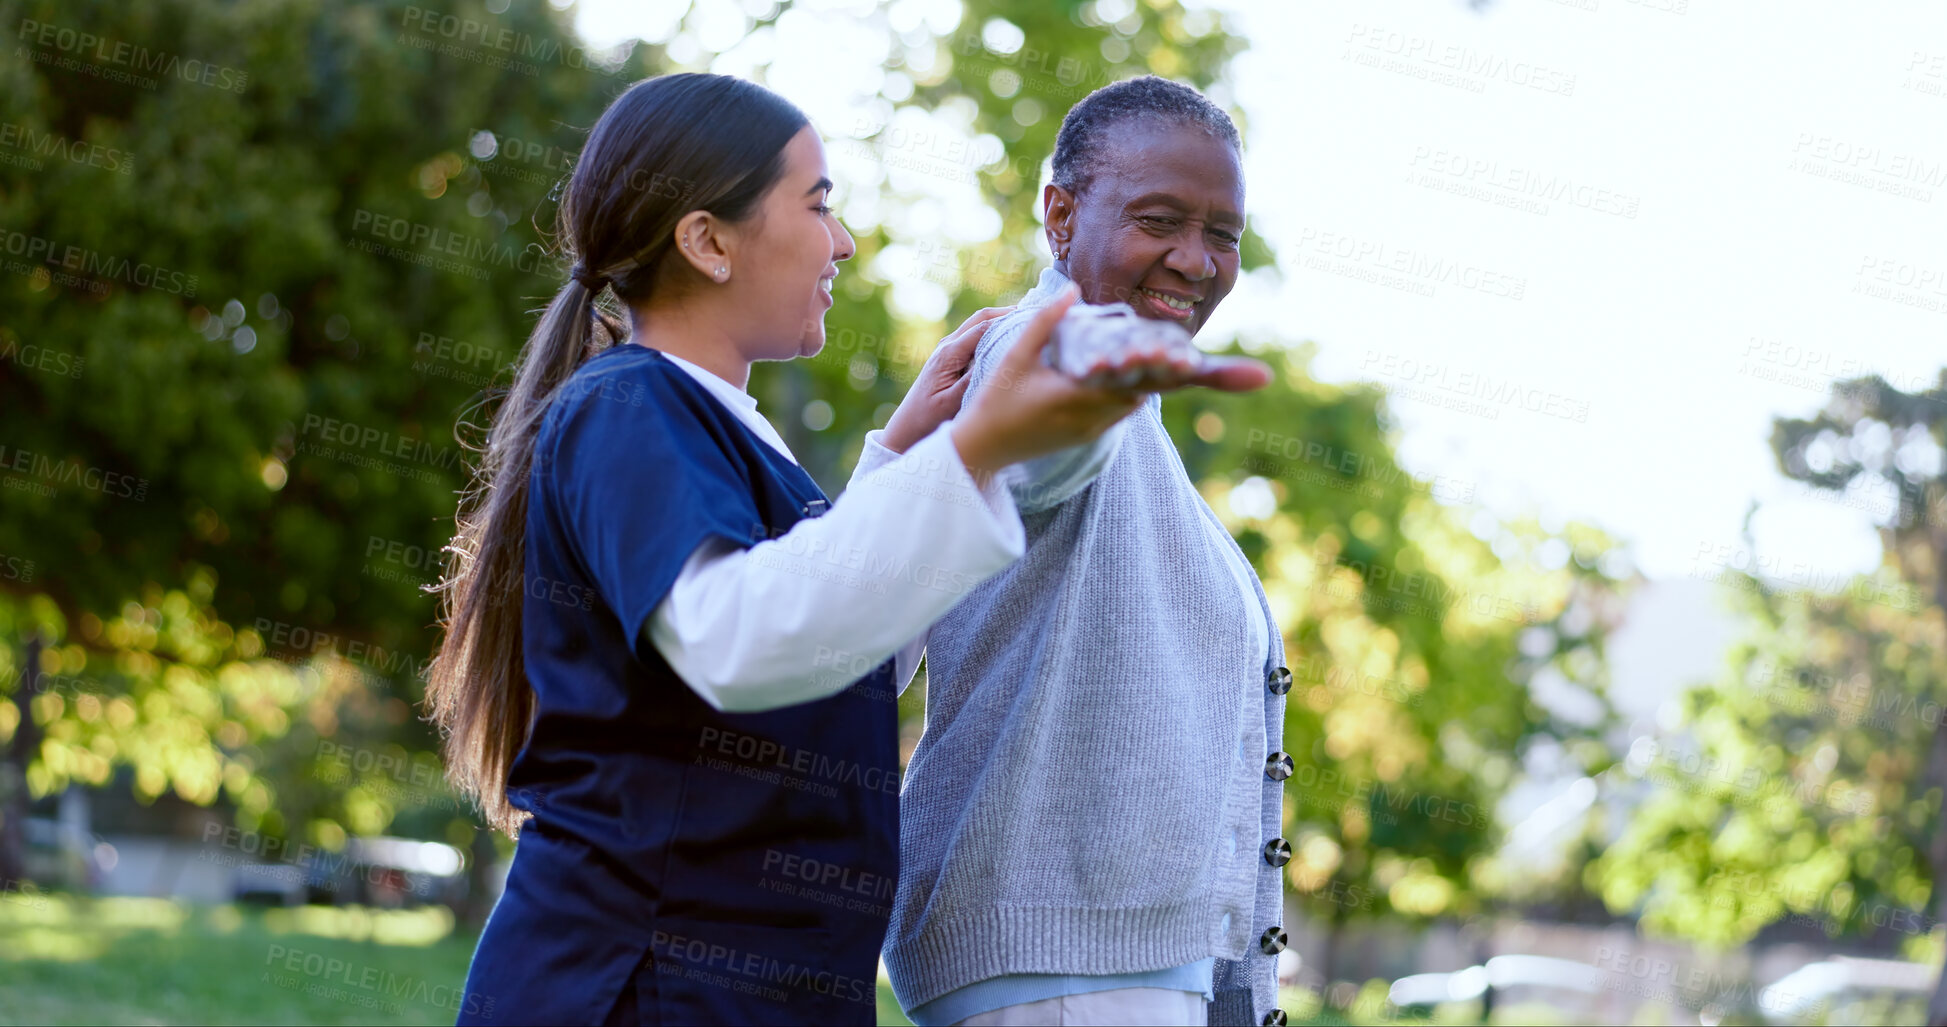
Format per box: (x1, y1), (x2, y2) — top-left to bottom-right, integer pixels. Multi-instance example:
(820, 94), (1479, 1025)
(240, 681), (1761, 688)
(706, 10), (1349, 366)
(644, 352), (1026, 712)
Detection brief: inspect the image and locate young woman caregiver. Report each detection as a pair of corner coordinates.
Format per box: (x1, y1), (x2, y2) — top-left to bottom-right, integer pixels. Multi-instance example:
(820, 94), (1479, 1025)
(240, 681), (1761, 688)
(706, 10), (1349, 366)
(423, 74), (1201, 1025)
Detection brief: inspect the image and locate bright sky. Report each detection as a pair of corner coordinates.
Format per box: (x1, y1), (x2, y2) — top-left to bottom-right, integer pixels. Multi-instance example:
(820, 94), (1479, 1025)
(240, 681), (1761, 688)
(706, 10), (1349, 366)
(573, 0), (1947, 585)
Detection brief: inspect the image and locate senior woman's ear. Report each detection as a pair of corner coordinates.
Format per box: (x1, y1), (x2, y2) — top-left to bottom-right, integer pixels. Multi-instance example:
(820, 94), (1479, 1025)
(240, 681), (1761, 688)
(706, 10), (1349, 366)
(1042, 183), (1078, 263)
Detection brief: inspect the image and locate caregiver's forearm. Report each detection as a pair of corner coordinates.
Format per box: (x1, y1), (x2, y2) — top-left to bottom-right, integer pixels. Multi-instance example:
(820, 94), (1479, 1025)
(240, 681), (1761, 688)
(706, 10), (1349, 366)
(645, 421), (1023, 713)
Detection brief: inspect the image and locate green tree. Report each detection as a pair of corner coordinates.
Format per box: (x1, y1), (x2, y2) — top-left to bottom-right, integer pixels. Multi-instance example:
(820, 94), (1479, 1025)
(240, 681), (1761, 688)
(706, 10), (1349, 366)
(0, 0), (644, 876)
(1772, 373), (1947, 1023)
(1591, 373), (1947, 1012)
(1592, 569), (1942, 945)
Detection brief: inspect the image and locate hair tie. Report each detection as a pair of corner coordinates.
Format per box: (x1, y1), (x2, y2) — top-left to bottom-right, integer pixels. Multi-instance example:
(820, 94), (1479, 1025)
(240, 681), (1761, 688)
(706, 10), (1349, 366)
(569, 263), (608, 292)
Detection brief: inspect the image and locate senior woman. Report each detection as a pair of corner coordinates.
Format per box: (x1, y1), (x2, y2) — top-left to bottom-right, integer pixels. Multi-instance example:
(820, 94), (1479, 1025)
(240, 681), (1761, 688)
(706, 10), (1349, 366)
(877, 77), (1293, 1027)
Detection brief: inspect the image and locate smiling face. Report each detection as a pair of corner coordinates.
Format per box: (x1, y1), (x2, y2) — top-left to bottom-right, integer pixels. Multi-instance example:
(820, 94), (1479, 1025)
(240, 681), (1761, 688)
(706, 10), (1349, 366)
(725, 125), (854, 360)
(1045, 122), (1244, 337)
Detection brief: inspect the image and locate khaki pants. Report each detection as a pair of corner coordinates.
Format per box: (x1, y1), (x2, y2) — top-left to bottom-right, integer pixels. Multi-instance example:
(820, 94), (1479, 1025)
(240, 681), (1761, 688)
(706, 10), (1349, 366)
(954, 987), (1208, 1026)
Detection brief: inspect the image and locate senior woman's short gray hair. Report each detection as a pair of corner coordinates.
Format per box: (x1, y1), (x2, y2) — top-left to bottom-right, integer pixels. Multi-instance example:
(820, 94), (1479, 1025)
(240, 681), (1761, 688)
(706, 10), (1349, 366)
(1050, 75), (1241, 197)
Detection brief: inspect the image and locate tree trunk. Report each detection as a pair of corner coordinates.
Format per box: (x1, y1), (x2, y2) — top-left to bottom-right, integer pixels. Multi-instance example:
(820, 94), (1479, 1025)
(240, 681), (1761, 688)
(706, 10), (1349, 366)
(57, 785), (91, 890)
(1321, 901), (1345, 988)
(0, 635), (43, 888)
(1924, 494), (1947, 1026)
(463, 821), (498, 927)
(1928, 717), (1947, 1026)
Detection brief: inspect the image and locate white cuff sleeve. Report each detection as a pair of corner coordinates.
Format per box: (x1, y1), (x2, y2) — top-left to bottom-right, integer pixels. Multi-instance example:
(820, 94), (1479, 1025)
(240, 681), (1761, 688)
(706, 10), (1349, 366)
(850, 428), (905, 482)
(647, 420), (1023, 712)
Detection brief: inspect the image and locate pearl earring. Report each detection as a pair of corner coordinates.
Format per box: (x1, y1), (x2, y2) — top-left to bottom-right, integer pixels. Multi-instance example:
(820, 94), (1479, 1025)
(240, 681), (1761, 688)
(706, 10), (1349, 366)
(716, 266), (727, 278)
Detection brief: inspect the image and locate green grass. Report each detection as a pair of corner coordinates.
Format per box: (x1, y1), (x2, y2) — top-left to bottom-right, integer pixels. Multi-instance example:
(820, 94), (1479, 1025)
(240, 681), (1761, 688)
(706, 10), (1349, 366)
(0, 891), (926, 1025)
(0, 892), (478, 1025)
(0, 893), (1445, 1026)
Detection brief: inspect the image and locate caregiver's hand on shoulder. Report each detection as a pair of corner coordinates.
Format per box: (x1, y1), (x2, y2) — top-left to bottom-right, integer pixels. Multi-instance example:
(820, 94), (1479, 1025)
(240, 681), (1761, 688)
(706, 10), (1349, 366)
(950, 286), (1149, 479)
(879, 306), (1012, 454)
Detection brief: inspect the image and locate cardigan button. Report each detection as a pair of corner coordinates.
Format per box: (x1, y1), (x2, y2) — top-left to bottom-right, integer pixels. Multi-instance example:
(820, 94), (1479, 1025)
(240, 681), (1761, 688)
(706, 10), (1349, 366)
(1258, 925), (1288, 955)
(1266, 666), (1291, 695)
(1263, 1010), (1288, 1026)
(1262, 837), (1292, 868)
(1264, 752), (1293, 781)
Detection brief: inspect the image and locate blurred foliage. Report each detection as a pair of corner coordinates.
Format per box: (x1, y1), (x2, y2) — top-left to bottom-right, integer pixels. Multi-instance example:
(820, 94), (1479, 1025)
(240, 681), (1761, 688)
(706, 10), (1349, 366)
(1771, 373), (1947, 613)
(1593, 574), (1946, 949)
(0, 0), (1631, 953)
(0, 0), (638, 855)
(1593, 374), (1947, 960)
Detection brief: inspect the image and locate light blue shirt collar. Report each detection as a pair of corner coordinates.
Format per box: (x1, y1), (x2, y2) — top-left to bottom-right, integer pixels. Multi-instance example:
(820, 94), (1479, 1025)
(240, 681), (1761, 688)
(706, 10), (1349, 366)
(1020, 264), (1073, 307)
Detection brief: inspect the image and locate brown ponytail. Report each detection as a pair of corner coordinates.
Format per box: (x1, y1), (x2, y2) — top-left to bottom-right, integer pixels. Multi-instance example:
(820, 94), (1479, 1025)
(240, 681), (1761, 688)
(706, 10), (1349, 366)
(424, 73), (808, 834)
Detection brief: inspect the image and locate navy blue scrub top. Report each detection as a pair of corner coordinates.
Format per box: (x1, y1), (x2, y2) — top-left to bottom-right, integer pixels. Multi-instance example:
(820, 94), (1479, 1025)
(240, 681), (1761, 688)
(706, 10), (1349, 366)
(458, 345), (900, 1026)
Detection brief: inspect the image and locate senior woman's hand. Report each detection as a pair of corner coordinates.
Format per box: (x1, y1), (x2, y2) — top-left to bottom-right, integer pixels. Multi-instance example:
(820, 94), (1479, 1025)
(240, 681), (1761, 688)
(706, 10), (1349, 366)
(879, 306), (1011, 453)
(1089, 349), (1274, 393)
